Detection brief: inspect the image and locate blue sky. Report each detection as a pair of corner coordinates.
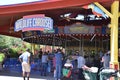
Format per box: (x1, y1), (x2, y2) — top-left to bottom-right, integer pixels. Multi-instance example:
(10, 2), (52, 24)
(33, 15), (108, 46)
(0, 0), (43, 6)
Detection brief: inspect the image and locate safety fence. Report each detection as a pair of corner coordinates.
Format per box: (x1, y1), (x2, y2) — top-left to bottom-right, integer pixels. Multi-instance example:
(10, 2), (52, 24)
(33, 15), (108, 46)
(3, 58), (48, 74)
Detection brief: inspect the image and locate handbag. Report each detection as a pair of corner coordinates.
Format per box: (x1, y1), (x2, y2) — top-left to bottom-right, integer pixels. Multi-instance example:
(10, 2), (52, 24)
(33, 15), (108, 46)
(62, 68), (71, 78)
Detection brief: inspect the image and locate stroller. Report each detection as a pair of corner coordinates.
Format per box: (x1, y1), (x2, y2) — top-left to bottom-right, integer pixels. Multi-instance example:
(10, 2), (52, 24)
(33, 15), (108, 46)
(99, 68), (120, 80)
(83, 66), (98, 80)
(62, 59), (73, 80)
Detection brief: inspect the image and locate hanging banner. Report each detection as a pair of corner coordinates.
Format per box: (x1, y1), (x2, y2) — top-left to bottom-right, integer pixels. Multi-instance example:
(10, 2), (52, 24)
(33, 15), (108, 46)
(14, 14), (53, 32)
(58, 27), (64, 33)
(95, 26), (101, 34)
(64, 23), (95, 34)
(22, 29), (55, 39)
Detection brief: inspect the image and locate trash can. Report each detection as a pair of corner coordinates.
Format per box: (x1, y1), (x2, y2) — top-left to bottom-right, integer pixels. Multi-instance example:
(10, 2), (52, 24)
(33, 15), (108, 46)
(83, 67), (98, 80)
(99, 68), (118, 80)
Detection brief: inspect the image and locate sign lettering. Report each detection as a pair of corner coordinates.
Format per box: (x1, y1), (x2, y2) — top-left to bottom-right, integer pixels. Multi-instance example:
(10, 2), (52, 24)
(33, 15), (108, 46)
(14, 16), (53, 32)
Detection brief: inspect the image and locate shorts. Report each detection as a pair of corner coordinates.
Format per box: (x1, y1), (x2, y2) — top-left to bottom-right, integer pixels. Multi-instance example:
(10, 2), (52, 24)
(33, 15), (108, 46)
(22, 62), (31, 72)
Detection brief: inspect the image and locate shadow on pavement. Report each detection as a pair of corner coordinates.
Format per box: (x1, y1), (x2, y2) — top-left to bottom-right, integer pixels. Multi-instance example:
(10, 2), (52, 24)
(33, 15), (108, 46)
(0, 69), (54, 80)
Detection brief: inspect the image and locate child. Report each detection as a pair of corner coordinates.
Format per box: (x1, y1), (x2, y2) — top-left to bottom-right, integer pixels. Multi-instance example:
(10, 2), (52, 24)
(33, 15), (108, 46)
(62, 59), (73, 80)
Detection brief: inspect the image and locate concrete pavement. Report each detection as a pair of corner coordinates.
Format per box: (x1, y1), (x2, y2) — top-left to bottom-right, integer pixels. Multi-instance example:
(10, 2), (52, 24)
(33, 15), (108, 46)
(0, 76), (47, 80)
(0, 70), (54, 80)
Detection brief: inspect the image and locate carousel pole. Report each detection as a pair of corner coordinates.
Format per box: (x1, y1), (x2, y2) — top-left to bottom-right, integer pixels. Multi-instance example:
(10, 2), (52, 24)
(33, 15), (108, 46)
(79, 39), (80, 53)
(106, 38), (109, 50)
(31, 38), (34, 55)
(82, 35), (84, 56)
(44, 40), (47, 52)
(101, 36), (103, 51)
(99, 35), (101, 51)
(31, 43), (35, 55)
(79, 35), (82, 54)
(52, 36), (55, 52)
(65, 35), (67, 55)
(95, 35), (97, 54)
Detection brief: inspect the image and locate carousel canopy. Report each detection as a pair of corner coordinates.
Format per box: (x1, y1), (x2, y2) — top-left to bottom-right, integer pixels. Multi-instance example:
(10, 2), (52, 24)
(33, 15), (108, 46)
(0, 0), (117, 38)
(0, 0), (119, 46)
(22, 23), (110, 47)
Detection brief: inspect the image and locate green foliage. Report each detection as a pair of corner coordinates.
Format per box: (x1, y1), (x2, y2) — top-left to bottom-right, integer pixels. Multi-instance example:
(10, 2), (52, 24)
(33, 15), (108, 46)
(0, 35), (31, 58)
(0, 35), (22, 48)
(8, 48), (18, 58)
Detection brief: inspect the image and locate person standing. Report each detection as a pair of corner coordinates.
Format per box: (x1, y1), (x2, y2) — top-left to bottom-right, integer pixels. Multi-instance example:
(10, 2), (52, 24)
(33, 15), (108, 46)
(101, 51), (110, 68)
(0, 50), (5, 71)
(53, 50), (57, 69)
(77, 53), (86, 80)
(19, 49), (31, 80)
(38, 48), (43, 59)
(118, 49), (120, 69)
(54, 49), (63, 80)
(41, 52), (48, 76)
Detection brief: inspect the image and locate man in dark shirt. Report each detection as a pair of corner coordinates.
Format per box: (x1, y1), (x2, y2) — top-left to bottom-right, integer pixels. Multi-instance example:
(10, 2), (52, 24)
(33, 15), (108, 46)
(38, 49), (43, 59)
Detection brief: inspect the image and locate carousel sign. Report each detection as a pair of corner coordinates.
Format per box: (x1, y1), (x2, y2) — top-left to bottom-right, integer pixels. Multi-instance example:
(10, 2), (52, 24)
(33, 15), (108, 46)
(14, 14), (53, 32)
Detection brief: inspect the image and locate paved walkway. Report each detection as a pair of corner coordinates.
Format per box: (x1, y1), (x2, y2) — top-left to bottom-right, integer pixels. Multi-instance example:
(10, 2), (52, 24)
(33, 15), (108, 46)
(0, 76), (48, 80)
(0, 68), (80, 80)
(0, 70), (54, 80)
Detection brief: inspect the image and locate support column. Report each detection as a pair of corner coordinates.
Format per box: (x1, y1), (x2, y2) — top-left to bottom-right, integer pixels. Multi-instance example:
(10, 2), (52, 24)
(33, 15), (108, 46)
(94, 1), (119, 70)
(110, 1), (119, 70)
(31, 43), (35, 55)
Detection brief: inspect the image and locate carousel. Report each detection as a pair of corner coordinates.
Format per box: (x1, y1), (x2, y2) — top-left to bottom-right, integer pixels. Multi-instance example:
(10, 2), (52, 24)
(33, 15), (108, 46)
(15, 12), (111, 55)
